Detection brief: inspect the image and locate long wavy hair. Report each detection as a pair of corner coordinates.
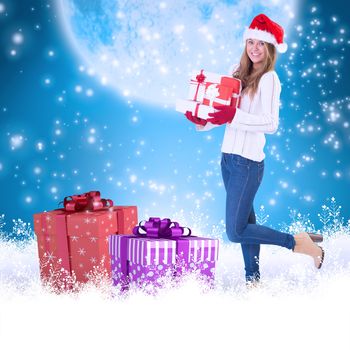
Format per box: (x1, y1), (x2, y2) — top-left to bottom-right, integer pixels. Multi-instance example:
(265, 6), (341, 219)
(233, 42), (277, 98)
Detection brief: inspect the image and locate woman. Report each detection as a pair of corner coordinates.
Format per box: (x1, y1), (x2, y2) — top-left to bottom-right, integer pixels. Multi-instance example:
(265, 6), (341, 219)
(185, 14), (324, 285)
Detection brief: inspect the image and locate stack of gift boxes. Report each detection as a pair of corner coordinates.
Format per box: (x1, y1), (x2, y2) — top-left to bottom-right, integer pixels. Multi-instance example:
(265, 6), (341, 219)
(175, 69), (242, 120)
(33, 191), (219, 290)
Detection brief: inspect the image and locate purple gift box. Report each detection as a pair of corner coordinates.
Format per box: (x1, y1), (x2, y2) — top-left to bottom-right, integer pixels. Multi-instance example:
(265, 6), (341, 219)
(108, 217), (220, 288)
(174, 236), (219, 279)
(108, 233), (219, 288)
(109, 235), (177, 287)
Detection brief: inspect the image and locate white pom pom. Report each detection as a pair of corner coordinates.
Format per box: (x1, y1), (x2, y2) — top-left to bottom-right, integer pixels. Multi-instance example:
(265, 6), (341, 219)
(277, 42), (288, 53)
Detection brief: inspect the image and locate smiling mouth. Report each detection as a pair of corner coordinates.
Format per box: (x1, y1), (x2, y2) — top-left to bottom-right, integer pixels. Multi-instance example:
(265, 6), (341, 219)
(251, 53), (261, 57)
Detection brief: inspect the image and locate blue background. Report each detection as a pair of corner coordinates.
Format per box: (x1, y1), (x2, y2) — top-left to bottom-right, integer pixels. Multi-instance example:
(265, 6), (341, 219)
(0, 0), (349, 234)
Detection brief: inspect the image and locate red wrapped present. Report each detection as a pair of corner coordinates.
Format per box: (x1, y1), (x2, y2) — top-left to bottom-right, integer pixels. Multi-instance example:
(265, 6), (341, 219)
(33, 209), (72, 289)
(114, 206), (138, 234)
(203, 76), (242, 108)
(33, 191), (138, 289)
(65, 209), (118, 283)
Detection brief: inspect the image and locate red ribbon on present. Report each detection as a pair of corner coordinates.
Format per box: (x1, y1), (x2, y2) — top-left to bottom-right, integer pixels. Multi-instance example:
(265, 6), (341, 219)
(61, 191), (114, 212)
(196, 70), (206, 84)
(191, 69), (206, 101)
(194, 102), (201, 118)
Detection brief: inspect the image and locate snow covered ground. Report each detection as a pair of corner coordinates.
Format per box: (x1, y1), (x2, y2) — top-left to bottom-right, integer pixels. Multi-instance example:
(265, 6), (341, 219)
(1, 235), (350, 350)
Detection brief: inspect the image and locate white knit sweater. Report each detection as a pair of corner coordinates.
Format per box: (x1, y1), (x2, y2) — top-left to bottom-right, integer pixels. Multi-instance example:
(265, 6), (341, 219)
(196, 70), (281, 162)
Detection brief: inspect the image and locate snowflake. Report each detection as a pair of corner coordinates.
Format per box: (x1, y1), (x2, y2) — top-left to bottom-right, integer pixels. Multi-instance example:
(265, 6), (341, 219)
(0, 216), (34, 243)
(0, 214), (5, 235)
(39, 255), (79, 293)
(317, 197), (344, 236)
(256, 205), (270, 226)
(45, 251), (56, 262)
(78, 248), (86, 256)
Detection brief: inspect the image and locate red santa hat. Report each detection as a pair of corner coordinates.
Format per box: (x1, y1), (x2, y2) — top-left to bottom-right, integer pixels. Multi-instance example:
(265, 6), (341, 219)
(243, 14), (288, 53)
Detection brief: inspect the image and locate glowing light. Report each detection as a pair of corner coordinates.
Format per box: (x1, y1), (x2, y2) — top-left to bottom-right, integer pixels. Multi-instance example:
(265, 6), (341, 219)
(269, 198), (276, 206)
(87, 136), (96, 144)
(304, 195), (312, 202)
(36, 142), (44, 151)
(280, 181), (289, 189)
(10, 135), (24, 150)
(101, 76), (108, 85)
(86, 89), (94, 97)
(13, 33), (24, 45)
(33, 167), (42, 175)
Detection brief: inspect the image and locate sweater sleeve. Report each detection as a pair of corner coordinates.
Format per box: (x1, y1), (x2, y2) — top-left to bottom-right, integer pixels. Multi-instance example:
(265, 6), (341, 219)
(228, 71), (281, 134)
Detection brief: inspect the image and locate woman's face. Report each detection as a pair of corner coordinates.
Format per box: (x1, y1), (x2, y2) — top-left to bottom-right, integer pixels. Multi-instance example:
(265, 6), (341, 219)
(246, 39), (267, 66)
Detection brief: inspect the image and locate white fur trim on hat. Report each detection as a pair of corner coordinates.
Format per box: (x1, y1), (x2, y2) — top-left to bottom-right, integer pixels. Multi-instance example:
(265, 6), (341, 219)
(277, 42), (288, 53)
(243, 27), (287, 53)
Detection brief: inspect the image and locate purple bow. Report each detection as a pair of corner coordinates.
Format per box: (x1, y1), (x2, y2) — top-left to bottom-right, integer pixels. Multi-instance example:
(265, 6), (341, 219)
(132, 217), (191, 238)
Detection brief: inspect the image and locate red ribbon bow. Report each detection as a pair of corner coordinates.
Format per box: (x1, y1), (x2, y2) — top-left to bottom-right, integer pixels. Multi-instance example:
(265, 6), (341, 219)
(61, 191), (113, 212)
(191, 69), (207, 101)
(196, 69), (206, 84)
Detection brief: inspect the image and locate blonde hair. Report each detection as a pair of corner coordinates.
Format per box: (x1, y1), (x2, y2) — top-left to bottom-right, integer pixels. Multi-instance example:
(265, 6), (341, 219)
(233, 42), (277, 98)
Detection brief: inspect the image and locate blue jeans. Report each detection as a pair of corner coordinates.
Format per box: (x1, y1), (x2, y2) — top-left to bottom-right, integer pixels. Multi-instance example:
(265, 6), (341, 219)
(221, 153), (296, 282)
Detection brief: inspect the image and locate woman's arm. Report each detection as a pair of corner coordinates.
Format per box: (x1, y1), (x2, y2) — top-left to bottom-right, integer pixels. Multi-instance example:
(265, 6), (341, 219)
(228, 71), (281, 134)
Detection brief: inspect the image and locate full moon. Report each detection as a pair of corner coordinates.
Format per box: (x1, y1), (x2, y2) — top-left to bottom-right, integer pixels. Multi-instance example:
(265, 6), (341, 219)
(57, 0), (299, 106)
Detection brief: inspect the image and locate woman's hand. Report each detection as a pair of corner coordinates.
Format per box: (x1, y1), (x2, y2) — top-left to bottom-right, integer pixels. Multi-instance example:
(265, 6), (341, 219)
(185, 111), (207, 126)
(207, 105), (236, 125)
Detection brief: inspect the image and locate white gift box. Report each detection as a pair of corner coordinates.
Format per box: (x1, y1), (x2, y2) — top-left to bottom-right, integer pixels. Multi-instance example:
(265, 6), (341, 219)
(188, 71), (223, 102)
(175, 99), (215, 120)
